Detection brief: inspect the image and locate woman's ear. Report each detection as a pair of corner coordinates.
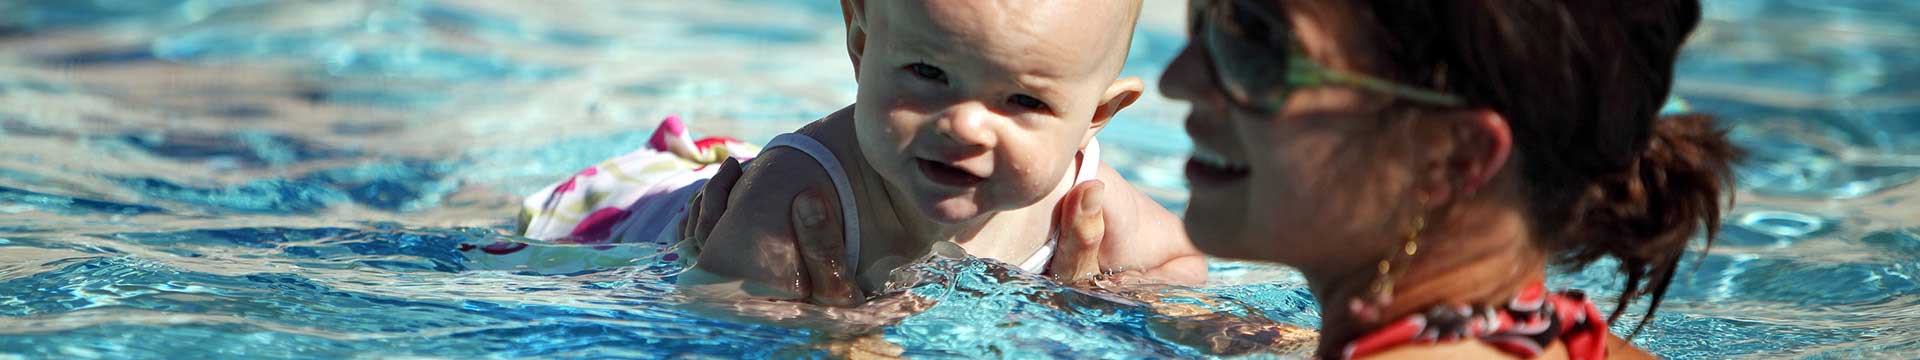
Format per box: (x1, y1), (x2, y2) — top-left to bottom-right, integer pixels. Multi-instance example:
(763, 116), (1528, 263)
(842, 0), (868, 78)
(1419, 109), (1511, 207)
(1085, 77), (1145, 147)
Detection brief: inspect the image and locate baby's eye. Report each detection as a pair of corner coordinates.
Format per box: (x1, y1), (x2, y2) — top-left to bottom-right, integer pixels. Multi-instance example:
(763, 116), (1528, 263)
(905, 63), (948, 84)
(1007, 94), (1050, 112)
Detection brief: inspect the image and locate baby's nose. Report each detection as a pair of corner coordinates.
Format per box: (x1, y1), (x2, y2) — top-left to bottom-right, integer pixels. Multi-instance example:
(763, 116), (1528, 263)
(934, 102), (999, 149)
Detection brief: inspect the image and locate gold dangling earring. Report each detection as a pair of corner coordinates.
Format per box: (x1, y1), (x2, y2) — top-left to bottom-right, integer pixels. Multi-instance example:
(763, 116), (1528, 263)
(1352, 213), (1423, 323)
(1370, 215), (1422, 302)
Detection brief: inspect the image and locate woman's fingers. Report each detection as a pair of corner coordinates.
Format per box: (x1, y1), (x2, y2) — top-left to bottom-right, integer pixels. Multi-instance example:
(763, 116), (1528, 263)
(1050, 180), (1107, 284)
(690, 157), (744, 248)
(684, 156), (859, 307)
(681, 191), (701, 243)
(791, 187), (863, 307)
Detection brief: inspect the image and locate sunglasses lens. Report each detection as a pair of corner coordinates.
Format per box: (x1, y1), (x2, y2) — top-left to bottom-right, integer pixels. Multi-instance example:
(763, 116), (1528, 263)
(1204, 0), (1290, 110)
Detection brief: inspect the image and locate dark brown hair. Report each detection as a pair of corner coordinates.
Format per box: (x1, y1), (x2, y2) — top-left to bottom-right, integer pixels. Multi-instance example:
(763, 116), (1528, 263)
(1336, 0), (1743, 335)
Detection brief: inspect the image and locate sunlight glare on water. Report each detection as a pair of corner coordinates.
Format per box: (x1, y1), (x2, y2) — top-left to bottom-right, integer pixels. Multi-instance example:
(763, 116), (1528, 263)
(1, 0), (1916, 358)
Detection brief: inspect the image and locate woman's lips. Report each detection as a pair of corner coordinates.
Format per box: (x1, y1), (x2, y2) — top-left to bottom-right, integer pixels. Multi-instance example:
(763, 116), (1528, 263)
(1185, 147), (1250, 186)
(1185, 159), (1250, 186)
(918, 158), (986, 187)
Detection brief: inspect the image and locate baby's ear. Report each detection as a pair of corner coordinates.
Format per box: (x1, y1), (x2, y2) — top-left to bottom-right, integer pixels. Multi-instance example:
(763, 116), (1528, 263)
(841, 0), (869, 78)
(1085, 77), (1145, 145)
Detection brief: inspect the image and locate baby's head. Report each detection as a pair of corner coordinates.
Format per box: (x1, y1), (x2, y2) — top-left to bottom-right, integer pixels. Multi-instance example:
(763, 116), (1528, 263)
(841, 0), (1145, 223)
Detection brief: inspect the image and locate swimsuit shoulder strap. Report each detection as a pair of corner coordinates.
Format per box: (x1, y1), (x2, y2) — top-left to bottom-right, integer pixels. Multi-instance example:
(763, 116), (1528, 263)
(1075, 138), (1102, 184)
(761, 133), (863, 278)
(1022, 139), (1104, 273)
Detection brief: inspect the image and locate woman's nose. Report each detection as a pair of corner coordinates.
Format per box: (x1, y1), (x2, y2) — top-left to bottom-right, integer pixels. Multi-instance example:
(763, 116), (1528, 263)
(935, 102), (998, 149)
(1159, 42), (1214, 103)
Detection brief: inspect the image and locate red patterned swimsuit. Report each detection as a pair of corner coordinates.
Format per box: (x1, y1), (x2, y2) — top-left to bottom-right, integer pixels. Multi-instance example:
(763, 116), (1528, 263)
(1342, 282), (1611, 359)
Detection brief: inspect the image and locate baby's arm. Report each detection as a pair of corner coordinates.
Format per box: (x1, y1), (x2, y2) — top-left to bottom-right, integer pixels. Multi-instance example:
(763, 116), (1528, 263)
(675, 148), (862, 306)
(683, 147), (1204, 294)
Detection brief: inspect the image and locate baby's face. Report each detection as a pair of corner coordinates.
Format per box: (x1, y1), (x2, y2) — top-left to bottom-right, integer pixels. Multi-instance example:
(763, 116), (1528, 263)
(848, 0), (1139, 223)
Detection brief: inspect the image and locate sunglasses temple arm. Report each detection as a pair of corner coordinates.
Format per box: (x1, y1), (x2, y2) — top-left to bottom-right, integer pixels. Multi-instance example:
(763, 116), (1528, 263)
(1292, 60), (1466, 107)
(1342, 73), (1466, 107)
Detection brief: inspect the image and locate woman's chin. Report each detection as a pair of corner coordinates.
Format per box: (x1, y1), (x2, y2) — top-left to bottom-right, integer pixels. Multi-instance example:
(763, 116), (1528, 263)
(1184, 211), (1243, 254)
(1185, 189), (1255, 257)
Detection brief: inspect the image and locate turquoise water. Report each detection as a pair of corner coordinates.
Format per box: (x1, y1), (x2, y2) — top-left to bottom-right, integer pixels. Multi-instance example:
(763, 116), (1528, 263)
(0, 0), (1914, 358)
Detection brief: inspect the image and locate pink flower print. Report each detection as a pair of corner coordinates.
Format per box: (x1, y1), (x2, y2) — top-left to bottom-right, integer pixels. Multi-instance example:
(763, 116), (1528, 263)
(552, 167), (598, 194)
(694, 137), (740, 152)
(554, 178), (578, 195)
(647, 115), (688, 152)
(481, 241), (528, 255)
(566, 207), (631, 244)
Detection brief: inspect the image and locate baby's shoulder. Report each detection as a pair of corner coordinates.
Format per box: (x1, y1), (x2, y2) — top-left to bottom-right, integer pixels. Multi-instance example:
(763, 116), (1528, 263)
(741, 146), (833, 183)
(740, 110), (861, 205)
(730, 146), (839, 210)
(723, 108), (863, 228)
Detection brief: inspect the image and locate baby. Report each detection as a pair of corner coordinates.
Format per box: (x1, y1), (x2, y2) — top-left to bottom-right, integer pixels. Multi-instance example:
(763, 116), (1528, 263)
(481, 0), (1202, 302)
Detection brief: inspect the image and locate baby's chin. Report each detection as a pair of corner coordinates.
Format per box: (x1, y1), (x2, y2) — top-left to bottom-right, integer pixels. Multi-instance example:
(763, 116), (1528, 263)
(916, 193), (990, 225)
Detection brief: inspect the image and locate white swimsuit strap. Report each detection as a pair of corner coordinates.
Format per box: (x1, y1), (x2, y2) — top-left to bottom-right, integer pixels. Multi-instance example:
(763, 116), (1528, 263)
(761, 133), (862, 278)
(1019, 139), (1102, 273)
(1075, 138), (1102, 184)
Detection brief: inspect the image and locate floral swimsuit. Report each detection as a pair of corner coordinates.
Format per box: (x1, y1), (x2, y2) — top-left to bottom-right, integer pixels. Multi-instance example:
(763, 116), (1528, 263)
(1342, 282), (1611, 359)
(462, 115), (1097, 277)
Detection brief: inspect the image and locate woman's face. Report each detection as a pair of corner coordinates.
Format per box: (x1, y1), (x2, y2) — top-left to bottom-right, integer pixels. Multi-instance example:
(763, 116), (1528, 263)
(1162, 1), (1414, 271)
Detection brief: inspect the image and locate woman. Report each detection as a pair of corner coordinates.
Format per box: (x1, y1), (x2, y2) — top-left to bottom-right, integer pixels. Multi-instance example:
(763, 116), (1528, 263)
(687, 0), (1739, 358)
(1160, 0), (1738, 358)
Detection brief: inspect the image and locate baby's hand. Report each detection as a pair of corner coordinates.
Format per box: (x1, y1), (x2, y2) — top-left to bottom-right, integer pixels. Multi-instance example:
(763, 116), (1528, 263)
(678, 152), (862, 306)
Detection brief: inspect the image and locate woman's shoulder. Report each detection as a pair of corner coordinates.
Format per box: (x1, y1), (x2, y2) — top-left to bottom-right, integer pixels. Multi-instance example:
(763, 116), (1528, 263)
(1360, 334), (1655, 360)
(1361, 340), (1543, 360)
(1604, 334), (1657, 360)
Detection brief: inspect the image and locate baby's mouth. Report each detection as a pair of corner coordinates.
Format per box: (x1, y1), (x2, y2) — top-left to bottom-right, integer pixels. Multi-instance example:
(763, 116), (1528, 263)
(917, 158), (986, 188)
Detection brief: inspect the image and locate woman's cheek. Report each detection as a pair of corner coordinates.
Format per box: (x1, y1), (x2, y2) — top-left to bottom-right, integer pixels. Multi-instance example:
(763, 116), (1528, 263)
(1249, 133), (1323, 235)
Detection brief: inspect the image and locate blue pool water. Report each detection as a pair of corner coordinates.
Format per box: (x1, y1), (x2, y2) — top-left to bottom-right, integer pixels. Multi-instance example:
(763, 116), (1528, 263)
(0, 0), (1914, 358)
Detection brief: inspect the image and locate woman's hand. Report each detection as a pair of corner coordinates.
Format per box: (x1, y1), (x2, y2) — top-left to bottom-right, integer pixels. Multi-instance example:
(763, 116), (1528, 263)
(1049, 180), (1108, 284)
(1062, 165), (1209, 286)
(680, 155), (862, 307)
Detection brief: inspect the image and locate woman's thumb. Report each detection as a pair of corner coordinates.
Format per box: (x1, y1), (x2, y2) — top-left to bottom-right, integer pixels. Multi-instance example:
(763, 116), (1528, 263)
(1050, 180), (1106, 283)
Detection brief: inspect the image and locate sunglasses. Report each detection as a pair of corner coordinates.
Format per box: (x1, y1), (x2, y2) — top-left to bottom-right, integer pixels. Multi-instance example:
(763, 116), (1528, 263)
(1195, 0), (1464, 113)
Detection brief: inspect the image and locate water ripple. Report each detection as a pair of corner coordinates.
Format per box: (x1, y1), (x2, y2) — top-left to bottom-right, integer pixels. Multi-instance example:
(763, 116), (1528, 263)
(0, 0), (1914, 358)
(115, 160), (456, 214)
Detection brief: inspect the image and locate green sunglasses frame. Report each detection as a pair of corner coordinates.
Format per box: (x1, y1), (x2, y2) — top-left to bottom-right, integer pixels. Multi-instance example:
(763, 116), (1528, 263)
(1200, 0), (1466, 111)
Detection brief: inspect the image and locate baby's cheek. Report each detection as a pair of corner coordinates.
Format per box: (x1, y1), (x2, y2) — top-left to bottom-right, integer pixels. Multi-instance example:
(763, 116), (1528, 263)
(858, 110), (918, 154)
(1001, 154), (1066, 201)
